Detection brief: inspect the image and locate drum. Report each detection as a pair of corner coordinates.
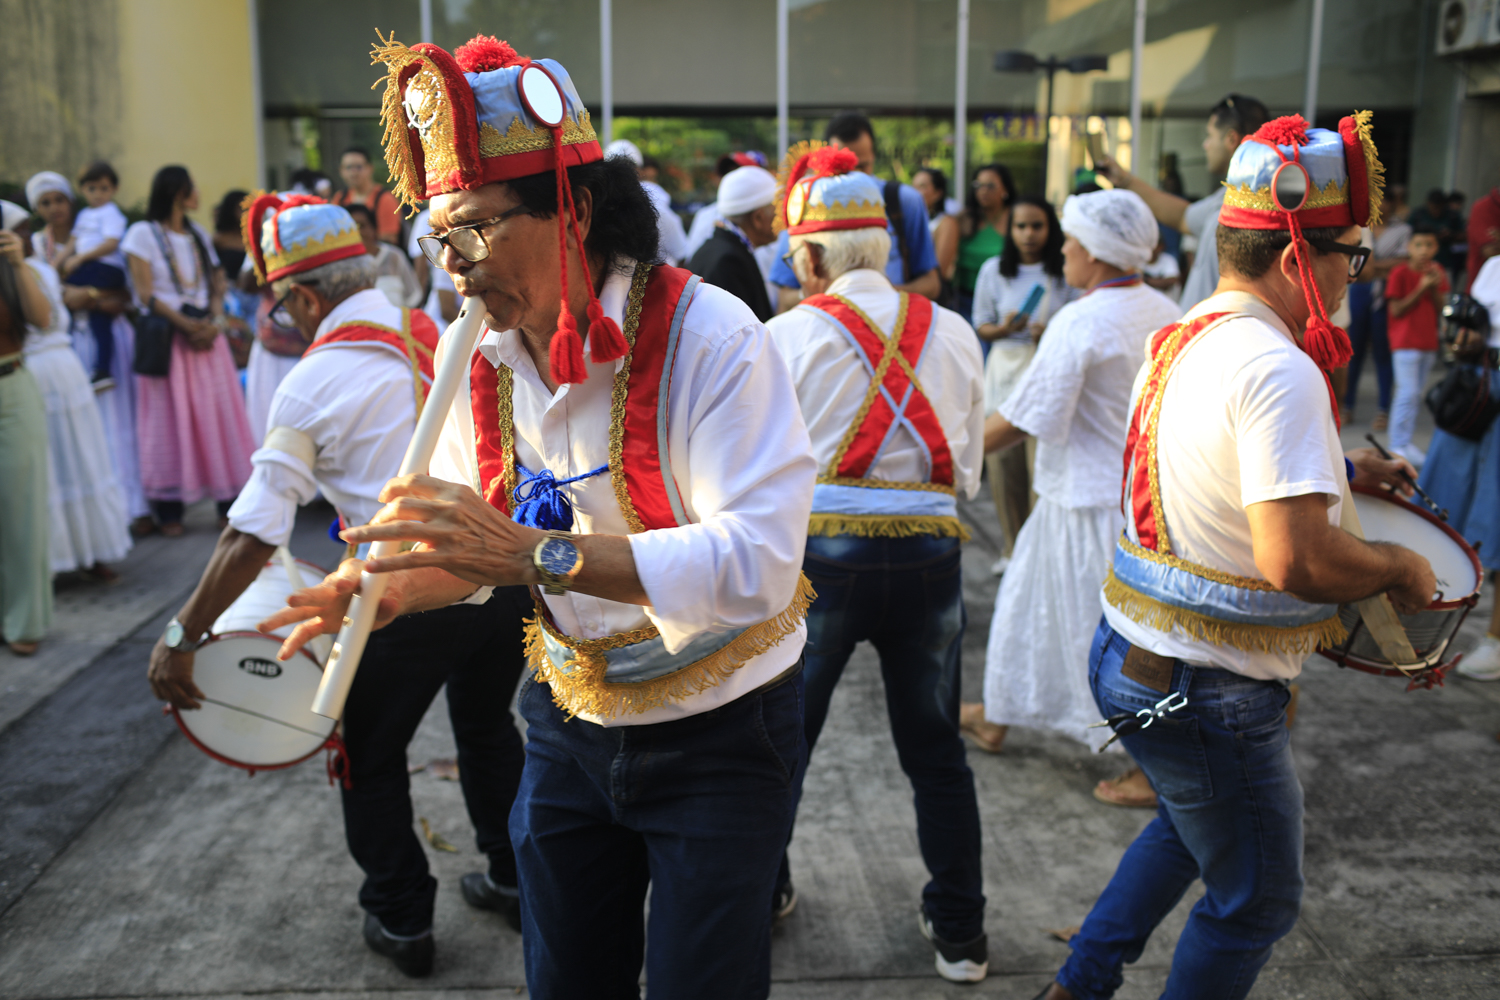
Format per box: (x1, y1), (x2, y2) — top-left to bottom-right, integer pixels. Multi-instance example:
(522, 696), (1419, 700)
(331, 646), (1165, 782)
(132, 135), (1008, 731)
(1319, 485), (1482, 688)
(171, 552), (338, 774)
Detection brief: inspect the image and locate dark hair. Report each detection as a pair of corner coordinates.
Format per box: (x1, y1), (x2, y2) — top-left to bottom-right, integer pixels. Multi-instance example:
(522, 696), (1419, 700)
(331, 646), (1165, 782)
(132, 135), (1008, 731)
(825, 112), (875, 149)
(146, 165), (194, 221)
(79, 160), (119, 189)
(508, 157), (661, 271)
(715, 154), (740, 179)
(344, 202), (376, 228)
(1426, 188), (1446, 206)
(999, 196), (1064, 280)
(964, 163), (1016, 234)
(913, 167), (947, 198)
(1208, 94), (1269, 139)
(1449, 191), (1466, 203)
(1217, 225), (1347, 279)
(1409, 226), (1440, 239)
(641, 155), (662, 173)
(215, 189), (248, 234)
(341, 147), (371, 164)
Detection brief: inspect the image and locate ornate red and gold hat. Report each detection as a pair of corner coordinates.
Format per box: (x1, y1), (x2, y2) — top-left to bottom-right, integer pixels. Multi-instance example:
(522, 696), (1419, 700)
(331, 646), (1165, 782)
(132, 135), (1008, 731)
(774, 142), (887, 236)
(242, 193), (366, 283)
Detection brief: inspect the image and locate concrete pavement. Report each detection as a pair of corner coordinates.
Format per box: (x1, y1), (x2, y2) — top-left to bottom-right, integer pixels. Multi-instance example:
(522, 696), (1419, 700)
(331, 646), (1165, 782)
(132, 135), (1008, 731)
(1, 398), (1498, 998)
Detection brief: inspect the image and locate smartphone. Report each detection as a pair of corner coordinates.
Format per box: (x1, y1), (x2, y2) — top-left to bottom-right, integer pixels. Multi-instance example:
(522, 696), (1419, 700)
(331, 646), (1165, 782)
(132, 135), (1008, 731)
(1014, 284), (1046, 322)
(1086, 132), (1107, 168)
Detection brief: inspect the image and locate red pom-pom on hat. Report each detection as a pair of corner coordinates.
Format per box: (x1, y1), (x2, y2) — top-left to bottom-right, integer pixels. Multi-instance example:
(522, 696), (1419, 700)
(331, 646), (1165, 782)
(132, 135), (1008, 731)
(1253, 115), (1311, 149)
(454, 35), (524, 73)
(808, 146), (860, 178)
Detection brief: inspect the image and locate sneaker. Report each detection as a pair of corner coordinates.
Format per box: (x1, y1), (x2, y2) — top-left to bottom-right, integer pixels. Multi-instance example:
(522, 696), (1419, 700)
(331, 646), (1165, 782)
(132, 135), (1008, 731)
(917, 908), (988, 983)
(1458, 635), (1500, 681)
(773, 881), (797, 921)
(990, 555), (1011, 577)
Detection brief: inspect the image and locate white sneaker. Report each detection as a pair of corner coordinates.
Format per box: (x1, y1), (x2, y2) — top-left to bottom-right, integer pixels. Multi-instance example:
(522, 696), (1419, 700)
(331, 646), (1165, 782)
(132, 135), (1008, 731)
(990, 555), (1010, 577)
(1457, 634), (1500, 681)
(917, 909), (988, 983)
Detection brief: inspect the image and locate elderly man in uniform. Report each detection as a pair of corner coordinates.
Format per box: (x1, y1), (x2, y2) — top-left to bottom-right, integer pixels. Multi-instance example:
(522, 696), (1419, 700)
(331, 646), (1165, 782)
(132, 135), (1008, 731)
(1033, 114), (1432, 1000)
(264, 34), (816, 1000)
(148, 196), (531, 978)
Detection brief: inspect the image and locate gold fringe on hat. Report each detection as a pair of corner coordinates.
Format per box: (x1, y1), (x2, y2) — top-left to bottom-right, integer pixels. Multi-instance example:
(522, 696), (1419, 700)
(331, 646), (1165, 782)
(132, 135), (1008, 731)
(773, 139), (825, 235)
(1349, 110), (1385, 228)
(370, 30), (427, 216)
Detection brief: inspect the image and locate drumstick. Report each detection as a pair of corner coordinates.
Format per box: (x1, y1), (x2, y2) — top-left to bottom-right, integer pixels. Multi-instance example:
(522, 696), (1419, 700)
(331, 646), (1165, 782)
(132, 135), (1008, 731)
(310, 296), (489, 721)
(1338, 487), (1421, 666)
(1363, 434), (1448, 521)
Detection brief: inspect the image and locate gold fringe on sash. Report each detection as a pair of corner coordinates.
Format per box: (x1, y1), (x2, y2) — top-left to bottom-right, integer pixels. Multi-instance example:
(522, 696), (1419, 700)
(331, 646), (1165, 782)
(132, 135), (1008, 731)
(807, 512), (971, 541)
(524, 574), (819, 719)
(1102, 569), (1347, 655)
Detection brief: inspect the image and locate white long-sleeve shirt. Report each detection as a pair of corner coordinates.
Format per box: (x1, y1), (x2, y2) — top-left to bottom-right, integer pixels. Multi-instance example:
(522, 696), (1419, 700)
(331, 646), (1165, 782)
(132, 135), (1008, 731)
(430, 262), (817, 727)
(763, 268), (985, 498)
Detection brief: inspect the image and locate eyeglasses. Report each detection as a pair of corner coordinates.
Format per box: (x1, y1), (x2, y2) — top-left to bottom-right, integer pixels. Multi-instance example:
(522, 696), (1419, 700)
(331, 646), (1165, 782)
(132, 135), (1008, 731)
(781, 241), (822, 271)
(268, 286), (300, 328)
(1307, 237), (1371, 279)
(417, 204), (532, 266)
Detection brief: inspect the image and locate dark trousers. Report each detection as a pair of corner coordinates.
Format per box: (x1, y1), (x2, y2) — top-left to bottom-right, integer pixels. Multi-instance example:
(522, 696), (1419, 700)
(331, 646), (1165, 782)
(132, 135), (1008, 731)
(782, 534), (986, 943)
(340, 586), (530, 936)
(65, 259), (124, 377)
(1344, 281), (1392, 414)
(511, 668), (806, 1000)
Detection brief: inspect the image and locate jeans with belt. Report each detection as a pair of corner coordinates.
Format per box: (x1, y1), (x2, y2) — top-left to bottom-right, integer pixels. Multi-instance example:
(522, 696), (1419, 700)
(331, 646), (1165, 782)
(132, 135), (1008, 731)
(782, 534), (985, 943)
(511, 662), (806, 1000)
(1057, 619), (1303, 1000)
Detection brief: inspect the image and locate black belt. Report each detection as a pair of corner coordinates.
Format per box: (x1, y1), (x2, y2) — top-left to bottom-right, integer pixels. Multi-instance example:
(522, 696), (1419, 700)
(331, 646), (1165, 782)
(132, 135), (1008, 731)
(0, 357), (21, 378)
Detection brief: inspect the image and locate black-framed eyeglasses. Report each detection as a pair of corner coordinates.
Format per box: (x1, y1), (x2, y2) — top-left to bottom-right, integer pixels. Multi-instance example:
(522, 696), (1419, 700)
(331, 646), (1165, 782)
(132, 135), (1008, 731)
(268, 287), (299, 328)
(417, 204), (532, 266)
(1307, 237), (1371, 279)
(781, 241), (822, 271)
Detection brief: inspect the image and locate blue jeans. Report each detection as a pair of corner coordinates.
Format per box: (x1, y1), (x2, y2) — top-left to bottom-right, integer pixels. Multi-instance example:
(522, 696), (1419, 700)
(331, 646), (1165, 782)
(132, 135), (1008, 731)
(783, 534), (985, 942)
(511, 666), (806, 1000)
(1344, 282), (1391, 413)
(65, 259), (124, 377)
(1057, 620), (1303, 1000)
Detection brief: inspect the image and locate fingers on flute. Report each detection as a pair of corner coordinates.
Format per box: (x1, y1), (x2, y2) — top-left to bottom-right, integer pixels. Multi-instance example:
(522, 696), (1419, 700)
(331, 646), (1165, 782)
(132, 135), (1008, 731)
(342, 521), (441, 545)
(277, 619), (329, 661)
(378, 473), (448, 504)
(363, 548), (447, 574)
(368, 497), (443, 525)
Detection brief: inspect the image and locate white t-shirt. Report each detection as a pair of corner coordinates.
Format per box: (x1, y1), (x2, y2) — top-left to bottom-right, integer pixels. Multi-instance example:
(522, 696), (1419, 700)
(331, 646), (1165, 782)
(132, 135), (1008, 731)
(1102, 290), (1347, 680)
(1469, 255), (1500, 348)
(73, 203), (129, 269)
(970, 259), (1076, 345)
(121, 220), (218, 312)
(1000, 282), (1182, 509)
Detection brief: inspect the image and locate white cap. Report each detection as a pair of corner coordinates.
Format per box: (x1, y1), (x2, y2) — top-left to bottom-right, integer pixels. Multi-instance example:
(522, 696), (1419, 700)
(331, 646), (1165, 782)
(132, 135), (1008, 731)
(716, 166), (777, 217)
(604, 139), (644, 167)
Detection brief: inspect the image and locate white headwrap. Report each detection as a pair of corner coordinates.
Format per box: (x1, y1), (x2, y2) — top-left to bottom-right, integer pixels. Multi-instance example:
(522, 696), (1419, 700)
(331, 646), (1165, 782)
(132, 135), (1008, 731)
(25, 171), (72, 210)
(604, 139), (644, 167)
(1060, 189), (1158, 273)
(0, 200), (29, 232)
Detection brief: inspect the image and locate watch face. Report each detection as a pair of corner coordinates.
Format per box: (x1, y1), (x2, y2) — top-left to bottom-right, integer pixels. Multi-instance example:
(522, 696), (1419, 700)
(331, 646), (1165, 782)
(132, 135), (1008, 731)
(165, 620), (184, 648)
(538, 537), (579, 578)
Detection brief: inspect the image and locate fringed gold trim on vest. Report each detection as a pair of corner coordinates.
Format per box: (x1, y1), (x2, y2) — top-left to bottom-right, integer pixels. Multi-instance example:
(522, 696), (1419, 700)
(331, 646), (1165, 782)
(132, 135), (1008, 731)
(524, 573), (818, 719)
(808, 512), (971, 541)
(1103, 568), (1347, 655)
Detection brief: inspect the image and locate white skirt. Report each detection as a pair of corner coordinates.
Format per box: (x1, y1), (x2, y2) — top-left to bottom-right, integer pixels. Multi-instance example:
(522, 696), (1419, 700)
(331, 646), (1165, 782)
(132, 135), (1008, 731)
(71, 313), (148, 519)
(983, 496), (1123, 752)
(24, 334), (132, 571)
(245, 340), (302, 444)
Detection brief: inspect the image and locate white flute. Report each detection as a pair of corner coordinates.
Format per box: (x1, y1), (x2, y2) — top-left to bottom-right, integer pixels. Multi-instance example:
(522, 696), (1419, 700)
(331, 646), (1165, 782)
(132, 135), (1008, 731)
(310, 296), (489, 720)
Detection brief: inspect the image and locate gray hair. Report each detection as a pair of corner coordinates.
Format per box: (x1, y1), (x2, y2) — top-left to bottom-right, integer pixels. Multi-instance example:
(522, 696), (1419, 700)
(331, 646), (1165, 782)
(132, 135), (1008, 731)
(790, 228), (891, 282)
(271, 254), (377, 302)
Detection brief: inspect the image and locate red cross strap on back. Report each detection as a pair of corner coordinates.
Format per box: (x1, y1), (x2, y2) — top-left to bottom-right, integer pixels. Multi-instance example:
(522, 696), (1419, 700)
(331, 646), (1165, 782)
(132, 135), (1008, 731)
(801, 291), (954, 487)
(304, 309), (442, 400)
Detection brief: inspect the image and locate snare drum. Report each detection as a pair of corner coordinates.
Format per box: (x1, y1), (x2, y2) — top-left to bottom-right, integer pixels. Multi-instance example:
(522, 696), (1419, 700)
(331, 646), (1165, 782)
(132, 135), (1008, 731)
(1319, 486), (1482, 687)
(171, 554), (338, 773)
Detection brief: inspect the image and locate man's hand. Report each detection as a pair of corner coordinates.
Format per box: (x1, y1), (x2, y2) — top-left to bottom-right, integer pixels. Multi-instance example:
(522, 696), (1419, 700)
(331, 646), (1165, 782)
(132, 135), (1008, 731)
(1346, 447), (1416, 497)
(257, 558), (406, 661)
(340, 474), (543, 586)
(148, 641), (205, 710)
(1381, 545), (1438, 615)
(0, 230), (24, 267)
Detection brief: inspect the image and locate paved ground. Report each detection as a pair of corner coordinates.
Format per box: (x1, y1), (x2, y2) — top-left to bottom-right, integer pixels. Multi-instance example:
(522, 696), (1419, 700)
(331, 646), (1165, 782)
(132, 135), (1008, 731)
(0, 380), (1497, 999)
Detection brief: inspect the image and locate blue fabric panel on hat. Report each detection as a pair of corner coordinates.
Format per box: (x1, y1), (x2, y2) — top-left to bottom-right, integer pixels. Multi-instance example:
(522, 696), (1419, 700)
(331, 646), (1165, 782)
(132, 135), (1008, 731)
(263, 203), (357, 257)
(466, 58), (590, 133)
(1227, 127), (1348, 195)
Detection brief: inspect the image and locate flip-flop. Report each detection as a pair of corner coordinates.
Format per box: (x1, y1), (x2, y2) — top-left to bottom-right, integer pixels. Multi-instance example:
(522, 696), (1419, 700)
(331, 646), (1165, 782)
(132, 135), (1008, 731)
(958, 706), (1008, 753)
(1093, 767), (1158, 809)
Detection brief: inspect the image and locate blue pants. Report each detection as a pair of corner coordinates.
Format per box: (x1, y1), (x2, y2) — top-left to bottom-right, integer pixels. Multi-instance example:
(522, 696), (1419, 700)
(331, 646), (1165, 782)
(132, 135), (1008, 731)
(511, 666), (805, 1000)
(1344, 281), (1392, 414)
(1057, 620), (1303, 1000)
(783, 534), (985, 942)
(65, 259), (124, 377)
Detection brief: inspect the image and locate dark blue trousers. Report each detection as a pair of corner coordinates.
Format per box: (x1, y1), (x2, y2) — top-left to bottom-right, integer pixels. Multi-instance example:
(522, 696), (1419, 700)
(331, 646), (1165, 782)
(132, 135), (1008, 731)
(65, 259), (124, 377)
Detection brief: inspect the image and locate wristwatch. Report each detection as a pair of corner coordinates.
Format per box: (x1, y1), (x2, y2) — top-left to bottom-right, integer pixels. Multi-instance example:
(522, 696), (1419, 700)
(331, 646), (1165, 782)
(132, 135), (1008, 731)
(532, 532), (583, 595)
(163, 617), (206, 653)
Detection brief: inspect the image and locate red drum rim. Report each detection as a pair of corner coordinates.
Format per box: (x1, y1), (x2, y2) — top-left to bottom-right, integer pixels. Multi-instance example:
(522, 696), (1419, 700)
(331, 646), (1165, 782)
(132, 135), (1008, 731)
(1350, 484), (1483, 610)
(1324, 653), (1455, 691)
(169, 632), (333, 775)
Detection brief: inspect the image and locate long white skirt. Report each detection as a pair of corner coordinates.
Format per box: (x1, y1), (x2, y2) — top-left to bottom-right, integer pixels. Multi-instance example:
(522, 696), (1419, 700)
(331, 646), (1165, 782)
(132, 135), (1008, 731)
(983, 496), (1122, 752)
(245, 340), (302, 444)
(25, 334), (132, 571)
(71, 313), (147, 519)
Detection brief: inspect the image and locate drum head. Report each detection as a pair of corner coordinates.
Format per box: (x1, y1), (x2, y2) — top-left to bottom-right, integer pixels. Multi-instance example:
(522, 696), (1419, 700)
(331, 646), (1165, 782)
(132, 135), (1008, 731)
(1350, 489), (1482, 607)
(175, 634), (334, 769)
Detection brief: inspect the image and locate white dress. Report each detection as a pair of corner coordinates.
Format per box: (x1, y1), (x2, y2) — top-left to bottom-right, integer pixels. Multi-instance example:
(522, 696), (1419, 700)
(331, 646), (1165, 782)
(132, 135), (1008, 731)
(23, 258), (132, 571)
(983, 283), (1182, 750)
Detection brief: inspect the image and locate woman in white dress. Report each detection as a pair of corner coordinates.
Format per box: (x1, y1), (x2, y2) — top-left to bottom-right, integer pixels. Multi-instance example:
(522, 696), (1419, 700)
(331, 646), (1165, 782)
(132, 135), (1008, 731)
(1, 204), (131, 577)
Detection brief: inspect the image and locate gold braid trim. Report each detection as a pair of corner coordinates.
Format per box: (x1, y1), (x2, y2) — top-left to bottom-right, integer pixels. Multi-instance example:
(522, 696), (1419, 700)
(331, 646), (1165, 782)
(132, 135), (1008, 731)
(370, 30), (426, 216)
(825, 293), (912, 474)
(1102, 569), (1347, 655)
(832, 294), (929, 397)
(524, 573), (818, 719)
(816, 475), (955, 494)
(1351, 110), (1385, 227)
(1116, 533), (1278, 591)
(1142, 320), (1192, 556)
(606, 262), (653, 533)
(808, 513), (970, 541)
(484, 363), (518, 507)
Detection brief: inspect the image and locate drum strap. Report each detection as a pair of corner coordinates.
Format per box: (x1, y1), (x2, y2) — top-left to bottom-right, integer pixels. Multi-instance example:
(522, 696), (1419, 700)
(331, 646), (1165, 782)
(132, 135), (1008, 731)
(1337, 479), (1420, 664)
(263, 425), (317, 471)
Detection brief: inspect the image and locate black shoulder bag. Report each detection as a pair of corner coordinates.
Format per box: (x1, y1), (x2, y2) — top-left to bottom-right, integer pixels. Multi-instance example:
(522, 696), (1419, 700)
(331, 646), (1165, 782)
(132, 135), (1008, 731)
(1425, 293), (1500, 442)
(132, 223), (214, 377)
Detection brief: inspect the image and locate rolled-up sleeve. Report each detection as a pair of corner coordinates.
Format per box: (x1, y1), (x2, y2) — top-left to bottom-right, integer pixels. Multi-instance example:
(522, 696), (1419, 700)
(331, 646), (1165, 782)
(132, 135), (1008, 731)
(226, 394), (321, 547)
(627, 321), (817, 653)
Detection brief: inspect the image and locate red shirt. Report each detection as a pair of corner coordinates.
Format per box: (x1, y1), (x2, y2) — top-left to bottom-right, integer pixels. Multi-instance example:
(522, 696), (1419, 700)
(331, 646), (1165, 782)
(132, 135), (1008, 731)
(1385, 262), (1448, 351)
(1467, 189), (1500, 292)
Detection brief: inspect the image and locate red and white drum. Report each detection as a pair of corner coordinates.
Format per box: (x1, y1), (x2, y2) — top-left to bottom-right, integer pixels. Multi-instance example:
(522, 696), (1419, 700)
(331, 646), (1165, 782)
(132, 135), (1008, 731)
(1319, 486), (1483, 687)
(171, 552), (338, 773)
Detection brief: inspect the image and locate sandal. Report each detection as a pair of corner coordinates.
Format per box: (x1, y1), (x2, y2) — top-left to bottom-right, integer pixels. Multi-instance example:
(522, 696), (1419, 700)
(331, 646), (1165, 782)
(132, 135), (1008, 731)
(959, 702), (1008, 753)
(1372, 411), (1388, 432)
(130, 516), (158, 539)
(161, 522), (185, 538)
(1093, 766), (1158, 809)
(7, 640), (40, 656)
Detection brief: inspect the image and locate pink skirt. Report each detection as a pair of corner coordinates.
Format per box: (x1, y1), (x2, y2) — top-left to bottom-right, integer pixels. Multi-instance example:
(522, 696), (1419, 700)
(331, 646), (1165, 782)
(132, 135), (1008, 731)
(136, 333), (256, 503)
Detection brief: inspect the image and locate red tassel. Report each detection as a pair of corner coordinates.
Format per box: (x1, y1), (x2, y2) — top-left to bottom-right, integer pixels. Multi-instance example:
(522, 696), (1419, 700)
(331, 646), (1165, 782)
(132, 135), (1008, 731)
(549, 308), (588, 384)
(1302, 315), (1353, 372)
(587, 298), (629, 363)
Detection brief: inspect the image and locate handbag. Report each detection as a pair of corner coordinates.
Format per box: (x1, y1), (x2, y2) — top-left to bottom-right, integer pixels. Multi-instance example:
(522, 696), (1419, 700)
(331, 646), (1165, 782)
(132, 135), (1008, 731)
(131, 222), (217, 377)
(1425, 359), (1500, 442)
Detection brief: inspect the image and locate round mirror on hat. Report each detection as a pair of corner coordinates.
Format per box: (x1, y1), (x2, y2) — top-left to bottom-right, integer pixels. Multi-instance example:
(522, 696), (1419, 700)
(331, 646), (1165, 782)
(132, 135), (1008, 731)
(1271, 161), (1310, 213)
(518, 65), (565, 128)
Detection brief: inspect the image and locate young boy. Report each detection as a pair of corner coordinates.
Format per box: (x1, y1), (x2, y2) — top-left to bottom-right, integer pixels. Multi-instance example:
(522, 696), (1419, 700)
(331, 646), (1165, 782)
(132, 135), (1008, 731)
(1385, 227), (1449, 467)
(59, 161), (127, 387)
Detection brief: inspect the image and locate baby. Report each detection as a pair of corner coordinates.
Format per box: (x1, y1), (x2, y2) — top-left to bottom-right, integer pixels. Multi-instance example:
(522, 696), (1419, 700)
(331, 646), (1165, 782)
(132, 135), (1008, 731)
(60, 161), (128, 385)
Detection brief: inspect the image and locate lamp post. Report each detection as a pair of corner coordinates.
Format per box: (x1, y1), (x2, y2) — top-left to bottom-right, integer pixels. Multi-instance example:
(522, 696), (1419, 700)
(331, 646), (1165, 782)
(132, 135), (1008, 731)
(993, 51), (1110, 193)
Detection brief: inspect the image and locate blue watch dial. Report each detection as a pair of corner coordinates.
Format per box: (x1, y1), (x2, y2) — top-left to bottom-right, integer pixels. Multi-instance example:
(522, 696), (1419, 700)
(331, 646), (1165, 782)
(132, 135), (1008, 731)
(538, 537), (579, 577)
